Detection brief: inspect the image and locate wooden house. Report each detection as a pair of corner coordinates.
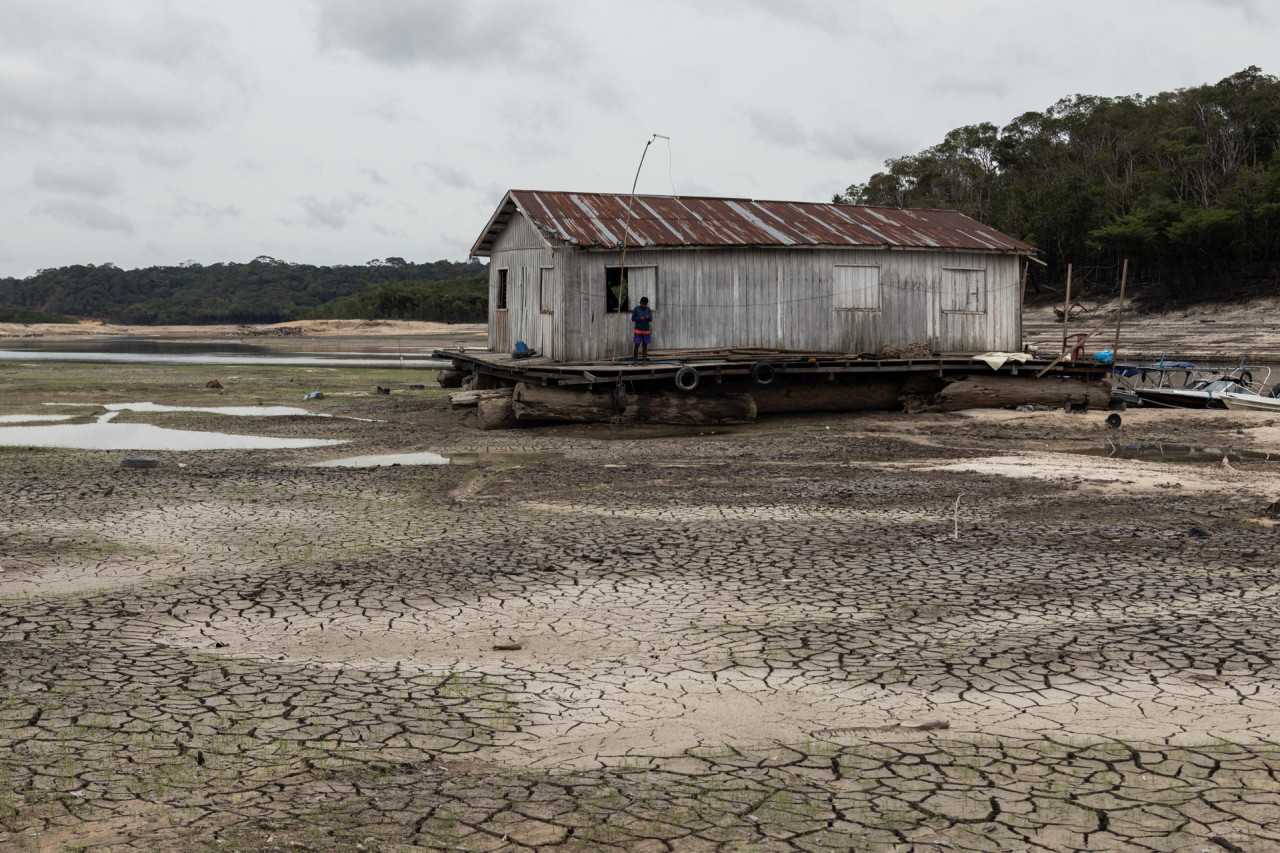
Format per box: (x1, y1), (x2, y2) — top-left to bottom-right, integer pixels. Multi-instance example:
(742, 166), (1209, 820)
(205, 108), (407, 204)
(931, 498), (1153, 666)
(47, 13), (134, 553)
(470, 190), (1034, 363)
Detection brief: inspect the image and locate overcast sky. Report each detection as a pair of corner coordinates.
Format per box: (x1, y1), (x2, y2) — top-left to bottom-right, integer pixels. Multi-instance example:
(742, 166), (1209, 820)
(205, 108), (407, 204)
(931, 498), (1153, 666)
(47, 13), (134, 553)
(1, 0), (1275, 278)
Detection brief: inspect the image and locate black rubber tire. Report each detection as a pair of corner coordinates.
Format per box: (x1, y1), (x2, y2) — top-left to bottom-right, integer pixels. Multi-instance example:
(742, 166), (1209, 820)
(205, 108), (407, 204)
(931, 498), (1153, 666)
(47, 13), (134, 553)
(121, 456), (159, 469)
(613, 385), (627, 414)
(1105, 413), (1122, 429)
(751, 362), (776, 386)
(674, 366), (700, 392)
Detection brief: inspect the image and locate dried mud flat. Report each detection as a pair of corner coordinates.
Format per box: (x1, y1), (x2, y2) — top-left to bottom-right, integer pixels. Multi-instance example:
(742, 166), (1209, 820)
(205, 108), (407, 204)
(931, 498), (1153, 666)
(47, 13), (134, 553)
(4, 361), (1280, 852)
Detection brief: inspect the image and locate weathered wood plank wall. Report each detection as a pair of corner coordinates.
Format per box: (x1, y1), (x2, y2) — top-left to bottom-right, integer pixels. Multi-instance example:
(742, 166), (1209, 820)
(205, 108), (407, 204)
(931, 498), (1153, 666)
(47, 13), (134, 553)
(558, 247), (1020, 361)
(487, 212), (1022, 362)
(488, 214), (553, 356)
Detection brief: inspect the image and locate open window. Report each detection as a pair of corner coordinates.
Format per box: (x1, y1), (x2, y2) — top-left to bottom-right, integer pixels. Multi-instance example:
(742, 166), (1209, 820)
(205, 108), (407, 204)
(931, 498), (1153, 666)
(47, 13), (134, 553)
(834, 265), (881, 311)
(605, 265), (657, 313)
(496, 268), (508, 310)
(941, 268), (986, 313)
(605, 267), (629, 313)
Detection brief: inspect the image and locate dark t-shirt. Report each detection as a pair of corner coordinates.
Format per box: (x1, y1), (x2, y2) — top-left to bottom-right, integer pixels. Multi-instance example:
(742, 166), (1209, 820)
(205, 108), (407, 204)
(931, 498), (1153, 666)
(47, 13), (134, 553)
(631, 305), (653, 332)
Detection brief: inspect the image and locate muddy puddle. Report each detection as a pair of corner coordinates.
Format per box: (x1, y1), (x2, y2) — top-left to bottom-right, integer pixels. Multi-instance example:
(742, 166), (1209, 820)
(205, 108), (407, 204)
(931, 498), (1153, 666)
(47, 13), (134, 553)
(1066, 442), (1278, 464)
(312, 451), (563, 468)
(312, 451), (449, 467)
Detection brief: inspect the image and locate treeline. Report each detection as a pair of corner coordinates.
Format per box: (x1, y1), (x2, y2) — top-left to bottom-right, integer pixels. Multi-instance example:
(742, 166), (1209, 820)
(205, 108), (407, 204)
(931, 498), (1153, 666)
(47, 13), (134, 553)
(308, 275), (487, 324)
(0, 305), (75, 324)
(0, 256), (489, 324)
(836, 67), (1280, 301)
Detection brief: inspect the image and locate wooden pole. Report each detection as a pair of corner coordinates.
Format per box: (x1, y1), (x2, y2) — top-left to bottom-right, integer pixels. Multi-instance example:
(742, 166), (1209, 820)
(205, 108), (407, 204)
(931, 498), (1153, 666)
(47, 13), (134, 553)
(610, 135), (660, 363)
(1111, 258), (1128, 371)
(1019, 260), (1029, 349)
(1062, 263), (1072, 352)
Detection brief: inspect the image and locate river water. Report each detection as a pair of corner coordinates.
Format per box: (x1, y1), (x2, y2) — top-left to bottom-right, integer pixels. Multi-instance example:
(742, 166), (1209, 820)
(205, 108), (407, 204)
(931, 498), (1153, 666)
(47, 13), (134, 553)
(0, 336), (452, 369)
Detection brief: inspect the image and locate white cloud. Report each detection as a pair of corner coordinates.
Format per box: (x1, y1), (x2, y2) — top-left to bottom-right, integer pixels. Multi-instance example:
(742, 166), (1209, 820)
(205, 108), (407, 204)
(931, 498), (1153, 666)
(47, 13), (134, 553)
(416, 162), (475, 190)
(314, 0), (578, 72)
(33, 165), (119, 198)
(288, 194), (372, 229)
(0, 1), (244, 136)
(170, 197), (242, 222)
(748, 111), (910, 164)
(35, 200), (134, 233)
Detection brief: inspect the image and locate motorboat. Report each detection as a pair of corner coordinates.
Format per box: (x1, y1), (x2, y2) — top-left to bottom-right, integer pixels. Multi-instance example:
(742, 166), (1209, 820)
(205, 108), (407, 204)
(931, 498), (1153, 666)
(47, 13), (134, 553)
(1113, 360), (1273, 410)
(1132, 377), (1242, 409)
(1219, 387), (1280, 411)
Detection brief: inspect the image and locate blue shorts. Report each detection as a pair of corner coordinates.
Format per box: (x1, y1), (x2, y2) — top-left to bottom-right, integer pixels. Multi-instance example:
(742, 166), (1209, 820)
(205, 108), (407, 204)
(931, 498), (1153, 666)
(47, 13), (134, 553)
(633, 332), (651, 345)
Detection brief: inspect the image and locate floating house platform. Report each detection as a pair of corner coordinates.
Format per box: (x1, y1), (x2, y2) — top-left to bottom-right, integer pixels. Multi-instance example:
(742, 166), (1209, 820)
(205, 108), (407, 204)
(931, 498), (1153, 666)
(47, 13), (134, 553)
(434, 347), (1112, 428)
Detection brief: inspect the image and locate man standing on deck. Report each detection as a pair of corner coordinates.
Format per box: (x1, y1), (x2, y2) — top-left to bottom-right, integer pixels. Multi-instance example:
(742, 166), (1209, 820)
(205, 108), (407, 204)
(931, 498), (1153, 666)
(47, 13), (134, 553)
(631, 296), (654, 366)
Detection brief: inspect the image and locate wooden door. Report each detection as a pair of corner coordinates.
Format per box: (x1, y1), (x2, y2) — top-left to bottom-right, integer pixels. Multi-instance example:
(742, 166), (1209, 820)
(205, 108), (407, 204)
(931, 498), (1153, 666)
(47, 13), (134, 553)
(538, 267), (555, 360)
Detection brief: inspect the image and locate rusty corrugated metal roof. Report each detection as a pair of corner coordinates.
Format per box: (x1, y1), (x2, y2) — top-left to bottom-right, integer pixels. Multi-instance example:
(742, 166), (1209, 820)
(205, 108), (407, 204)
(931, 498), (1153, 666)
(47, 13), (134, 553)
(470, 190), (1033, 256)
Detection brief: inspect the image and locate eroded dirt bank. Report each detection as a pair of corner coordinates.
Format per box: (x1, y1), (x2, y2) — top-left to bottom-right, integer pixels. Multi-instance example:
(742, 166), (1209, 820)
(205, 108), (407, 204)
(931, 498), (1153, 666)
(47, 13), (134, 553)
(3, 361), (1280, 851)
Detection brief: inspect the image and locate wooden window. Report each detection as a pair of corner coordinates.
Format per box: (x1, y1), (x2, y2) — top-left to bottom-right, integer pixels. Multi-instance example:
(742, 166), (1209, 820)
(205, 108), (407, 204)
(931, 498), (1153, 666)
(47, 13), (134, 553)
(604, 266), (657, 313)
(834, 265), (881, 311)
(539, 267), (554, 314)
(496, 268), (508, 310)
(941, 268), (986, 313)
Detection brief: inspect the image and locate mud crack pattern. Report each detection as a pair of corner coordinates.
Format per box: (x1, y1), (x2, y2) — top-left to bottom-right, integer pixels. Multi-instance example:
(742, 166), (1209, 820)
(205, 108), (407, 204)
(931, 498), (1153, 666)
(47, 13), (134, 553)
(3, 418), (1280, 851)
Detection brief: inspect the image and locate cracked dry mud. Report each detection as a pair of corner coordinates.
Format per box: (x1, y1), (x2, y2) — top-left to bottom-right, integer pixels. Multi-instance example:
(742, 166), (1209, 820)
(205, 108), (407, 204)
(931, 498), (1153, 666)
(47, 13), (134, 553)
(4, 371), (1280, 852)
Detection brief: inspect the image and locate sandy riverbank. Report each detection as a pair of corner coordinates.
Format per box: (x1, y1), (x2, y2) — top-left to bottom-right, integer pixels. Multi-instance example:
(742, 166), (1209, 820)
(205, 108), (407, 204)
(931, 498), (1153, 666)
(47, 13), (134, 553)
(1023, 296), (1280, 362)
(0, 317), (487, 340)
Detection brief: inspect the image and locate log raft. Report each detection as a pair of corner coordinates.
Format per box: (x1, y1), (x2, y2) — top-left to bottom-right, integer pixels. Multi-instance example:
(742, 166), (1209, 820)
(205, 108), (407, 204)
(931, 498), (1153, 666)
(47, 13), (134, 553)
(436, 348), (1114, 428)
(511, 383), (757, 426)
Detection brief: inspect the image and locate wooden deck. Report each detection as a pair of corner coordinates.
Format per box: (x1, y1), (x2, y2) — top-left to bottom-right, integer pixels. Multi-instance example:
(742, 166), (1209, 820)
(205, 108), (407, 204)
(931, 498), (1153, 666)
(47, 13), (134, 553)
(433, 347), (1109, 389)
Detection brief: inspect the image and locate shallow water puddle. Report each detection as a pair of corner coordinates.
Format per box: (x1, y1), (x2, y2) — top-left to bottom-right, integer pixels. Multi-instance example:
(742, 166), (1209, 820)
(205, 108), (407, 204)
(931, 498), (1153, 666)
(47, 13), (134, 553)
(0, 414), (75, 423)
(311, 450), (564, 468)
(0, 420), (345, 450)
(312, 451), (449, 467)
(0, 422), (344, 451)
(0, 411), (343, 451)
(48, 401), (320, 417)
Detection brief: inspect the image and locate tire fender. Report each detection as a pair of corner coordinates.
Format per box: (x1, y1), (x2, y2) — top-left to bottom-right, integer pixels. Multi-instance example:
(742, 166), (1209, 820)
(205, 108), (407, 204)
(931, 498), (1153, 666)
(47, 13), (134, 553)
(674, 366), (700, 392)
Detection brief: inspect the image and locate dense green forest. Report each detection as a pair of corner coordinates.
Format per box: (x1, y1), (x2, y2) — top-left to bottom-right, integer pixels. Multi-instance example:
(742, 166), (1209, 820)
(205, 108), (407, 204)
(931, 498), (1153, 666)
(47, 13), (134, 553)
(0, 305), (75, 324)
(0, 257), (488, 324)
(836, 67), (1280, 302)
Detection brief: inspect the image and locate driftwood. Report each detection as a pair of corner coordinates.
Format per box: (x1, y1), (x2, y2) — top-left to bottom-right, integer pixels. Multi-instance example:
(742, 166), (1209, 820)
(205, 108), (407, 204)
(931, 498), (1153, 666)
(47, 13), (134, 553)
(476, 396), (518, 430)
(449, 388), (514, 409)
(436, 369), (466, 389)
(751, 381), (902, 414)
(936, 376), (1110, 412)
(509, 383), (756, 425)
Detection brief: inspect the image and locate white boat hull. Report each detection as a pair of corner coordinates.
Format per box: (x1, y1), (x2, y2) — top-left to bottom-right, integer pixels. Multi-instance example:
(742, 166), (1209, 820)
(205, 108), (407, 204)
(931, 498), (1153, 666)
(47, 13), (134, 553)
(1220, 392), (1280, 411)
